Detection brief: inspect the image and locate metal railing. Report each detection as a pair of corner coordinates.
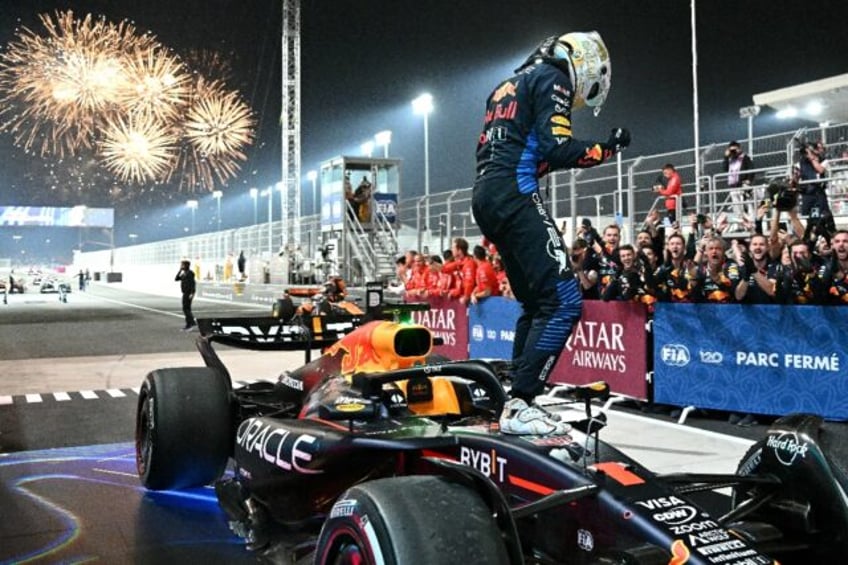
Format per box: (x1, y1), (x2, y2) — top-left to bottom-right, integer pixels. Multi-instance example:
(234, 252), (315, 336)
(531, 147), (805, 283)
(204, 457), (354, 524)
(78, 122), (848, 276)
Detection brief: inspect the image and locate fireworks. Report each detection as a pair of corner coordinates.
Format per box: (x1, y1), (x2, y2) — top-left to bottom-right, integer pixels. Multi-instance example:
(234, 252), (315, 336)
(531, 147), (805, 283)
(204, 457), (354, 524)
(99, 112), (177, 184)
(0, 9), (256, 201)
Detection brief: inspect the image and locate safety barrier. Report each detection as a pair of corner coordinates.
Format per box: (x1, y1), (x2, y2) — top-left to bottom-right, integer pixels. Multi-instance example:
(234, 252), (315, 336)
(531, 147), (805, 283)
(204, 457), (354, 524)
(409, 296), (848, 420)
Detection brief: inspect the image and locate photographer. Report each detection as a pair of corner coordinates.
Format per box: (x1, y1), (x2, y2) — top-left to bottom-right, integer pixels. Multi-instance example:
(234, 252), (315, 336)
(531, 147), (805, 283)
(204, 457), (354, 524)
(767, 181), (805, 260)
(723, 141), (756, 220)
(795, 139), (836, 242)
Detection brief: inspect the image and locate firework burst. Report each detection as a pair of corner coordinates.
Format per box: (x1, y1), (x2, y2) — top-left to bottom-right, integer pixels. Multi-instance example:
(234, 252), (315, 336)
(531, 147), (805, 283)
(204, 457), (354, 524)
(99, 112), (177, 184)
(0, 9), (256, 202)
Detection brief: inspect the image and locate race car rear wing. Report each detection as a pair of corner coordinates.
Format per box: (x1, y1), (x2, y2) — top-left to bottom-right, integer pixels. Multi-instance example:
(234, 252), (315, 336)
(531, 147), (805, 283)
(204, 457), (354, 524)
(195, 314), (364, 383)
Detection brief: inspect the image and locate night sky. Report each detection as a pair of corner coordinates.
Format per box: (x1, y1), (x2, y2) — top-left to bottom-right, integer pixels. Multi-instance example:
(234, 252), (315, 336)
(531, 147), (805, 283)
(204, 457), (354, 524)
(1, 0), (848, 261)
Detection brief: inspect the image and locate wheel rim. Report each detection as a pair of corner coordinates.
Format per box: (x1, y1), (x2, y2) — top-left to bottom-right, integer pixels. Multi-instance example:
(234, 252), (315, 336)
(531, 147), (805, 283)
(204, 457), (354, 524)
(332, 541), (367, 565)
(135, 393), (153, 476)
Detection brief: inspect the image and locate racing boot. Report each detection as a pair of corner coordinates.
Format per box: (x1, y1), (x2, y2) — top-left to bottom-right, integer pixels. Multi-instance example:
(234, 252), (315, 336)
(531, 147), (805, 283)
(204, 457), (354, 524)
(500, 398), (571, 435)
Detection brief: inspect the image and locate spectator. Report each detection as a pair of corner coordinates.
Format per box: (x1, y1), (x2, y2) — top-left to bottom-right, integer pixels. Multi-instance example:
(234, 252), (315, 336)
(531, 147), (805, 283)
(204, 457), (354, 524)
(224, 253), (234, 282)
(816, 230), (848, 304)
(689, 236), (737, 303)
(78, 269), (85, 291)
(447, 237), (476, 304)
(655, 233), (694, 302)
(175, 259), (196, 331)
(732, 234), (777, 304)
(653, 163), (683, 223)
(470, 245), (500, 304)
(777, 240), (823, 304)
(570, 238), (600, 299)
(471, 31), (628, 435)
(601, 244), (652, 304)
(594, 223), (622, 297)
(723, 140), (756, 220)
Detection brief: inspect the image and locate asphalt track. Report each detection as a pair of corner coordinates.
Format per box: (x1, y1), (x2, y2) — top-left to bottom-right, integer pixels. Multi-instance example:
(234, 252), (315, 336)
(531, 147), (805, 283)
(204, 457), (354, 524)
(0, 283), (758, 563)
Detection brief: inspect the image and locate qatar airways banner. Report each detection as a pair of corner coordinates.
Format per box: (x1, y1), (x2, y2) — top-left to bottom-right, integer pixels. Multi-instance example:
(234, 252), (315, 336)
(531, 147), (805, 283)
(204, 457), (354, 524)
(409, 296), (468, 359)
(653, 303), (848, 419)
(550, 301), (649, 400)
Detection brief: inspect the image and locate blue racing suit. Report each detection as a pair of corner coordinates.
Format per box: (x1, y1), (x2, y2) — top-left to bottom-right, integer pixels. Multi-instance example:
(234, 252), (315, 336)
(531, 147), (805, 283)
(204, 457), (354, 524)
(471, 59), (619, 402)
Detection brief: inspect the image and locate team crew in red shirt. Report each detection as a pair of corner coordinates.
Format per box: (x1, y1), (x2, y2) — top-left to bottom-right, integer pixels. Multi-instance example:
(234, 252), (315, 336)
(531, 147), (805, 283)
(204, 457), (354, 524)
(471, 244), (501, 304)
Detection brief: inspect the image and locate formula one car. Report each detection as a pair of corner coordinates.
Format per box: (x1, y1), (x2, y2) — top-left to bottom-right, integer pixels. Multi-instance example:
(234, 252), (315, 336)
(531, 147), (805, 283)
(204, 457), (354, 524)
(135, 307), (848, 564)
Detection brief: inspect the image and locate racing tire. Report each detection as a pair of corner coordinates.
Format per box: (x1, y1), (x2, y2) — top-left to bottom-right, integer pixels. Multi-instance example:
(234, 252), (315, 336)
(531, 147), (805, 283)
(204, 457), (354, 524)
(733, 421), (848, 558)
(136, 367), (232, 490)
(315, 475), (509, 565)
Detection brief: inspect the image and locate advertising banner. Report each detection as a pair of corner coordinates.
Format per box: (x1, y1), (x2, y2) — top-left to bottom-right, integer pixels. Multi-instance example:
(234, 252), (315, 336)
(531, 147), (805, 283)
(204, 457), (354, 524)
(551, 301), (649, 400)
(653, 303), (848, 419)
(468, 297), (523, 359)
(409, 296), (468, 360)
(374, 193), (398, 225)
(0, 206), (114, 228)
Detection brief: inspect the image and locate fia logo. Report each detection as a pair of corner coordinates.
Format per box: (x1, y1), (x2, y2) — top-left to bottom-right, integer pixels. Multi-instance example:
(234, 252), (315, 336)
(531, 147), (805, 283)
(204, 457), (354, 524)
(660, 344), (690, 367)
(576, 529), (594, 551)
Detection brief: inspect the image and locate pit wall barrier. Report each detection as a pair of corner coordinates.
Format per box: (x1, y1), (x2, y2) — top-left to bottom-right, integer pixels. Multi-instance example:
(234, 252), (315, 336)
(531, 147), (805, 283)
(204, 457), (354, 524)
(410, 296), (848, 420)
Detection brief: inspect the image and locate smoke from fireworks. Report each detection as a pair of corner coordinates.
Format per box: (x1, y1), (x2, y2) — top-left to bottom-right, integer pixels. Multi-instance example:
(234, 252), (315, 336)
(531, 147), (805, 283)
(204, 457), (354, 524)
(0, 9), (255, 201)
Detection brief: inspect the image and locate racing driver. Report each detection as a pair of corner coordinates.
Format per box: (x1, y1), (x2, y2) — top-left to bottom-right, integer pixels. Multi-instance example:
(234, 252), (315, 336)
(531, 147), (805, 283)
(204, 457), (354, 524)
(472, 31), (630, 435)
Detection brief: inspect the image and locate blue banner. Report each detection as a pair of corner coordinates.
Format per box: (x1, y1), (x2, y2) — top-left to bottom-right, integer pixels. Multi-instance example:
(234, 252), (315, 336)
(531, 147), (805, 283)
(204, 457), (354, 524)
(374, 193), (398, 224)
(653, 303), (848, 420)
(468, 297), (522, 359)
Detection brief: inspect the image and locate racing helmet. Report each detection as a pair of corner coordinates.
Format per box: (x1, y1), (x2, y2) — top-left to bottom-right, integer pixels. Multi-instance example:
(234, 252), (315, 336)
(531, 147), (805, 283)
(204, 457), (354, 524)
(552, 31), (611, 116)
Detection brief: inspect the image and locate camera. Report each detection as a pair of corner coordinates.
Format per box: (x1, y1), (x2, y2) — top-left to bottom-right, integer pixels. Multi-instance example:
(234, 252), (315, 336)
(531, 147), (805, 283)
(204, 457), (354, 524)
(794, 136), (816, 158)
(696, 213), (707, 225)
(767, 180), (798, 211)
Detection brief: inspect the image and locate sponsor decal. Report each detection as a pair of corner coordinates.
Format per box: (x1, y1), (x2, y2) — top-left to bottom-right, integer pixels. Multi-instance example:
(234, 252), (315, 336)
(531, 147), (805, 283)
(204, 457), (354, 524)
(470, 386), (488, 400)
(412, 308), (457, 347)
(550, 115), (571, 126)
(479, 125), (507, 145)
(653, 505), (698, 526)
(279, 373), (303, 391)
(236, 419), (322, 474)
(491, 80), (517, 102)
(661, 343), (691, 367)
(551, 93), (568, 106)
(472, 324), (484, 341)
(330, 498), (357, 519)
(551, 125), (572, 137)
(736, 350), (839, 371)
(552, 83), (571, 97)
(766, 432), (810, 466)
(669, 540), (691, 565)
(737, 449), (761, 476)
(460, 446), (507, 482)
(699, 350), (723, 364)
(687, 528), (730, 547)
(636, 496), (686, 510)
(670, 519), (718, 536)
(576, 529), (594, 551)
(484, 101), (518, 123)
(531, 435), (575, 447)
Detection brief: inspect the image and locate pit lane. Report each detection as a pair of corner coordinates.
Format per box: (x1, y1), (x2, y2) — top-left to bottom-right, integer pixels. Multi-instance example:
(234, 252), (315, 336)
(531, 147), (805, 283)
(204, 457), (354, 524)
(0, 284), (755, 563)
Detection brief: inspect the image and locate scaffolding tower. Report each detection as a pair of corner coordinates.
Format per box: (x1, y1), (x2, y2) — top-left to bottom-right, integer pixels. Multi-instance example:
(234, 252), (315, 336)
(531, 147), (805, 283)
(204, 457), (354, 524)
(281, 0), (301, 269)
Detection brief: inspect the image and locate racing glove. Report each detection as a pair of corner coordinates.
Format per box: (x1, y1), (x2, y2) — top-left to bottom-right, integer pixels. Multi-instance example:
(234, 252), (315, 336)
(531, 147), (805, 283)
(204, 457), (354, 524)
(604, 128), (631, 154)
